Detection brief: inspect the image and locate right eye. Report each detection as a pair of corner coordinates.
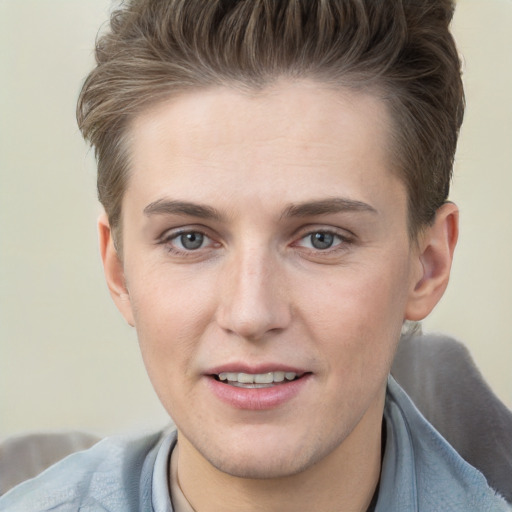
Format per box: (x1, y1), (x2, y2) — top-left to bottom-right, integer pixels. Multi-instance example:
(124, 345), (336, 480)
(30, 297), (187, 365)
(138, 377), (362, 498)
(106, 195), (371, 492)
(161, 230), (218, 254)
(172, 231), (207, 251)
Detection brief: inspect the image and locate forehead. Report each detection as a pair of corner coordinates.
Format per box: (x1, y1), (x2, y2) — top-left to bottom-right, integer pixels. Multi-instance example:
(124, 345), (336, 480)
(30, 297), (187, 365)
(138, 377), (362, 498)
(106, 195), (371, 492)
(130, 81), (390, 157)
(124, 81), (405, 220)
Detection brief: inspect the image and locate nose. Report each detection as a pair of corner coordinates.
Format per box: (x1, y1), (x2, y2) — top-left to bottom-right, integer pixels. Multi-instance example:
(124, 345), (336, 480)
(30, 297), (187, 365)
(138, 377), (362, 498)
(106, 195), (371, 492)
(215, 246), (291, 341)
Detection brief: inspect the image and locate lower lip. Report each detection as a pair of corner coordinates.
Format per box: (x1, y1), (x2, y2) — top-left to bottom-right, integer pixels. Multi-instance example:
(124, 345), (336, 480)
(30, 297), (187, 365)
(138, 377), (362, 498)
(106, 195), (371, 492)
(206, 375), (311, 410)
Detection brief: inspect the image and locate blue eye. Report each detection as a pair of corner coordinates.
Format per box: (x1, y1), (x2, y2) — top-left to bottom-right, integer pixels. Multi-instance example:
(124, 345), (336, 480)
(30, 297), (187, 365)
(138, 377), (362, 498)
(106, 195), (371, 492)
(159, 228), (221, 258)
(297, 231), (343, 250)
(176, 232), (205, 250)
(310, 232), (335, 249)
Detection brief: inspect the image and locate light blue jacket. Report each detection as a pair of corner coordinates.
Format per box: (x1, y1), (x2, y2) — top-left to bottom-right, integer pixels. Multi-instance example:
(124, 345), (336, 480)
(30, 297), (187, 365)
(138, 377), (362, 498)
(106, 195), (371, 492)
(0, 377), (509, 511)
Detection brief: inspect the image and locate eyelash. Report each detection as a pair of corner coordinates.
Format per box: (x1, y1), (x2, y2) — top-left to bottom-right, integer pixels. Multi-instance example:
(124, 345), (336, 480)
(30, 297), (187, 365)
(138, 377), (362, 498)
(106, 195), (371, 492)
(158, 227), (354, 258)
(159, 229), (217, 257)
(292, 229), (355, 260)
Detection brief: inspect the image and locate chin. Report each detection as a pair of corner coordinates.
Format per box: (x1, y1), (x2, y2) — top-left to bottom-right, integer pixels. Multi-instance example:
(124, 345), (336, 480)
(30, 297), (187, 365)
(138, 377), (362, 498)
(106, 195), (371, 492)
(207, 450), (314, 480)
(196, 426), (347, 481)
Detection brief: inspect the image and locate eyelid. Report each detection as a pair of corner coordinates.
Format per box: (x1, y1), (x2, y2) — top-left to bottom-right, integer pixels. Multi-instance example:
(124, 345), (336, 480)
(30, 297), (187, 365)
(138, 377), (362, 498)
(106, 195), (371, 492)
(158, 224), (213, 242)
(157, 225), (222, 257)
(291, 226), (357, 258)
(293, 224), (356, 242)
(296, 231), (343, 247)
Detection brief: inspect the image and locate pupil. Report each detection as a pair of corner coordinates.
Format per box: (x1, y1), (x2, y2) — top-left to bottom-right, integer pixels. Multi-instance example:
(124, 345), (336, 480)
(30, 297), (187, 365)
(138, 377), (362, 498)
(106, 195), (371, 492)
(181, 232), (204, 250)
(311, 232), (334, 249)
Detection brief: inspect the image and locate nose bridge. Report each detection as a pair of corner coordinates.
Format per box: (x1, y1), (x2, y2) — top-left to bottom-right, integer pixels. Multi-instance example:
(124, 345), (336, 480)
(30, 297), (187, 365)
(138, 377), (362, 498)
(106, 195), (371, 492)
(216, 241), (290, 340)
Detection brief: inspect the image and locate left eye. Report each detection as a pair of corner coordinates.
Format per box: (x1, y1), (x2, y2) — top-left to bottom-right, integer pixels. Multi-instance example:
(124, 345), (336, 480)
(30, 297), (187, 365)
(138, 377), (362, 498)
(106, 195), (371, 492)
(298, 231), (343, 250)
(172, 231), (209, 250)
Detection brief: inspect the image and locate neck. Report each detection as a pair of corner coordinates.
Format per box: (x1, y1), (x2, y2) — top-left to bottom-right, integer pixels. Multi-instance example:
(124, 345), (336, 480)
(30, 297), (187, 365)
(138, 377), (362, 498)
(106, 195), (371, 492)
(174, 394), (385, 512)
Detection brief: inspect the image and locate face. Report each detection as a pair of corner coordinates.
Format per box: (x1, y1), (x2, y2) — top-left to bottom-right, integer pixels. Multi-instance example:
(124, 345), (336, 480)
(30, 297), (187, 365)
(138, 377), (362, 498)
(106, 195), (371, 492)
(106, 81), (431, 479)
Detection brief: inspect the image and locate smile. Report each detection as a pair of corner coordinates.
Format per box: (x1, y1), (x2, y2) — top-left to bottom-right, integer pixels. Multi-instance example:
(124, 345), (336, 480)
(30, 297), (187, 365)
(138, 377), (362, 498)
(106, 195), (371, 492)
(216, 371), (300, 388)
(207, 370), (311, 409)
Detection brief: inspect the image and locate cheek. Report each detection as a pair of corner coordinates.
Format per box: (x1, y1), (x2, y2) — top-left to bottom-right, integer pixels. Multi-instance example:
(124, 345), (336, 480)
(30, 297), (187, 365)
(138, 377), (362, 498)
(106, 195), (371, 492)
(297, 259), (411, 366)
(126, 266), (218, 380)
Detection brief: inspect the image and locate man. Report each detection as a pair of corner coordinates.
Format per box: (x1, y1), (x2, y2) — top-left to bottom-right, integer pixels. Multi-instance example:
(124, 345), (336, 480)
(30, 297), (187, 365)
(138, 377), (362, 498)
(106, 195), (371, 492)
(0, 0), (509, 510)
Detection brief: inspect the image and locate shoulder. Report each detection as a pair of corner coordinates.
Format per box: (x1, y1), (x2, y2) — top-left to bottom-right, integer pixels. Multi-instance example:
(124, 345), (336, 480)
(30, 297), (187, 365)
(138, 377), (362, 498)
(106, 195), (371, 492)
(0, 429), (176, 512)
(381, 376), (511, 511)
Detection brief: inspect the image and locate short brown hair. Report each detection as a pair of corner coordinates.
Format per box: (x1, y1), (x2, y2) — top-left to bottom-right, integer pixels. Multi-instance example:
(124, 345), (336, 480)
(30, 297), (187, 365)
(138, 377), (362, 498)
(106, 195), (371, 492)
(77, 0), (464, 246)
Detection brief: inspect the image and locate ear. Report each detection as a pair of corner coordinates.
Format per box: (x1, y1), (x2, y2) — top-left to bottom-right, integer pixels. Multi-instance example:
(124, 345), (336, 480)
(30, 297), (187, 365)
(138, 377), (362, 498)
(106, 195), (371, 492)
(405, 202), (459, 321)
(98, 213), (135, 327)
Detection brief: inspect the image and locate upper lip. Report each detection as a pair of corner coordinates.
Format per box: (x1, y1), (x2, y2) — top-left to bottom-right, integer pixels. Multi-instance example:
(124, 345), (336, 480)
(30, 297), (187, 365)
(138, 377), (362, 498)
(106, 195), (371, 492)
(206, 363), (308, 376)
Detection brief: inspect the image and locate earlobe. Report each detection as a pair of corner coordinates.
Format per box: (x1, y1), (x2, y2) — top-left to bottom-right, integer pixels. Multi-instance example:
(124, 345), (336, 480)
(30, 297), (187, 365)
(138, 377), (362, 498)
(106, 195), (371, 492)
(405, 202), (459, 321)
(98, 213), (135, 327)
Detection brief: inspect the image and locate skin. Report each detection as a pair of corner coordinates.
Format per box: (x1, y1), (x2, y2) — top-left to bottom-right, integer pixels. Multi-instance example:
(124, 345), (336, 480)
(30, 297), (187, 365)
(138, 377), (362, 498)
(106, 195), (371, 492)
(99, 81), (458, 511)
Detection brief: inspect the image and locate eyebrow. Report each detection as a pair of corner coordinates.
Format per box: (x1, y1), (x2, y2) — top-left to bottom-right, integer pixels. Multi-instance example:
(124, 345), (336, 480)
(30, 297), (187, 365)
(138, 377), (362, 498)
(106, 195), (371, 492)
(143, 199), (224, 221)
(281, 198), (378, 218)
(143, 197), (378, 222)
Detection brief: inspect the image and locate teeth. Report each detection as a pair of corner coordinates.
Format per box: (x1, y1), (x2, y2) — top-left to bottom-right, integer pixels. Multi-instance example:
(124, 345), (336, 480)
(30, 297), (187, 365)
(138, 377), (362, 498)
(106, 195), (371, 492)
(217, 371), (298, 384)
(254, 373), (273, 384)
(238, 373), (255, 384)
(273, 371), (285, 382)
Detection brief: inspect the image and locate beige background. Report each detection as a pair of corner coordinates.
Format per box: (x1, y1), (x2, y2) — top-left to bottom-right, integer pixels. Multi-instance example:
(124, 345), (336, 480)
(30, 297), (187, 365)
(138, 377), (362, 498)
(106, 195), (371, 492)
(0, 0), (511, 438)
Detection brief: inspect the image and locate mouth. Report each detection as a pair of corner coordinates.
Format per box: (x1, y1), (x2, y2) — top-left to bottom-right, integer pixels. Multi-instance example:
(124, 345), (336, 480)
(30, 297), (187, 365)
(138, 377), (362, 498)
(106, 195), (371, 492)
(206, 367), (311, 409)
(212, 371), (305, 389)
